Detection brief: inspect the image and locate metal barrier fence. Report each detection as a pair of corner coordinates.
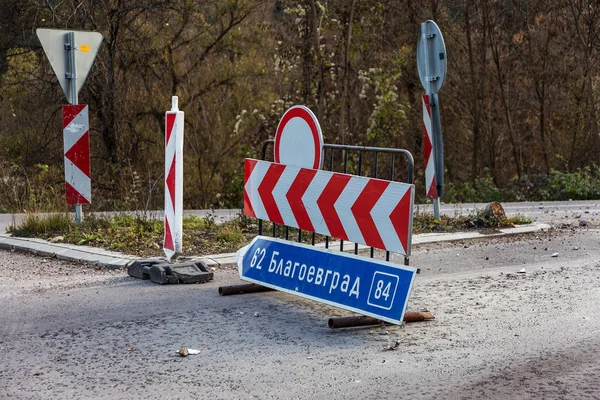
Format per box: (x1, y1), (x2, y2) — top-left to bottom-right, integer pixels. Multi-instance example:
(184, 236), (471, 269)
(257, 139), (415, 265)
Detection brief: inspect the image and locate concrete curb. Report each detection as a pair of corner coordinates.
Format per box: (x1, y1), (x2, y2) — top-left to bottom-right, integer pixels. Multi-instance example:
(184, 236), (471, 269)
(0, 222), (551, 270)
(0, 234), (139, 269)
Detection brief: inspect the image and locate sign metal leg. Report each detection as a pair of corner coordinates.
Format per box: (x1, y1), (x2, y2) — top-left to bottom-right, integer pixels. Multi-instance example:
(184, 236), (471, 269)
(433, 197), (440, 220)
(75, 204), (82, 224)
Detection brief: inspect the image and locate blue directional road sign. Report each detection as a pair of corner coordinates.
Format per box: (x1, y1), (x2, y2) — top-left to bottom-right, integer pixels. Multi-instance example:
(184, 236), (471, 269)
(238, 236), (418, 324)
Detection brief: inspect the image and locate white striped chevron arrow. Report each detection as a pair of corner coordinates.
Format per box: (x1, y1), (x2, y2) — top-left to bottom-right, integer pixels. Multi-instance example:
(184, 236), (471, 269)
(244, 159), (414, 256)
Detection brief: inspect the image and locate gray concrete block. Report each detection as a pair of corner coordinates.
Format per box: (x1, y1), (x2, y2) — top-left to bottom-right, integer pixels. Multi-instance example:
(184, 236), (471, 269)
(100, 258), (133, 269)
(91, 255), (130, 269)
(0, 239), (13, 251)
(55, 250), (100, 264)
(23, 237), (53, 244)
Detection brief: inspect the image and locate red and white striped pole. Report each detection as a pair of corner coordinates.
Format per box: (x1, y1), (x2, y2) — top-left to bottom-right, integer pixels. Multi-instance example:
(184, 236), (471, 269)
(422, 94), (437, 199)
(63, 104), (91, 213)
(164, 96), (184, 262)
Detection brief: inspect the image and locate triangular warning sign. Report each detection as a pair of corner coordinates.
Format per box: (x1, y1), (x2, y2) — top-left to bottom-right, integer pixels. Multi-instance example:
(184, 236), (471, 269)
(36, 28), (103, 103)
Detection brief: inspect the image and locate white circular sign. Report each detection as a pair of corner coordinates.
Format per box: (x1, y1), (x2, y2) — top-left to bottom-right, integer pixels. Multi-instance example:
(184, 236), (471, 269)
(274, 106), (323, 169)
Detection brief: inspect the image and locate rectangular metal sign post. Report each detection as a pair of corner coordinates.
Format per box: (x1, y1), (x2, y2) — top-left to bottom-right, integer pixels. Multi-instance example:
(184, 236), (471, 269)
(62, 105), (91, 207)
(163, 96), (184, 262)
(66, 32), (83, 224)
(238, 236), (418, 324)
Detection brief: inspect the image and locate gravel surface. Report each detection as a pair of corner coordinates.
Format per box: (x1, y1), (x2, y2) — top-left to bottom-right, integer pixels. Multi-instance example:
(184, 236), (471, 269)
(1, 227), (600, 399)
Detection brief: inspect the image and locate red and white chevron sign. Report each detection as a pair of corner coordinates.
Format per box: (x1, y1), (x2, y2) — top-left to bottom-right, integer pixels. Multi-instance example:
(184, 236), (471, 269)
(164, 97), (184, 261)
(62, 104), (91, 204)
(244, 159), (415, 256)
(423, 94), (437, 198)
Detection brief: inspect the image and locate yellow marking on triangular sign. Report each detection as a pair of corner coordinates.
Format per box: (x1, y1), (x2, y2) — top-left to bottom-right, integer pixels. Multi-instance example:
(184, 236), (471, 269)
(80, 45), (90, 52)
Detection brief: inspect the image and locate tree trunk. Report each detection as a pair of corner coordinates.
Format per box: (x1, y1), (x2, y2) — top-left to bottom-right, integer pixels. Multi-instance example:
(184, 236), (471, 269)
(101, 12), (120, 166)
(537, 82), (550, 171)
(486, 4), (523, 178)
(465, 0), (480, 179)
(338, 0), (356, 145)
(308, 0), (324, 120)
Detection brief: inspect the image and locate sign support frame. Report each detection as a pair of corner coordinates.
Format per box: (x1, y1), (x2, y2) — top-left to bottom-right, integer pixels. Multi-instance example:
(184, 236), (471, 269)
(421, 22), (440, 220)
(66, 32), (83, 224)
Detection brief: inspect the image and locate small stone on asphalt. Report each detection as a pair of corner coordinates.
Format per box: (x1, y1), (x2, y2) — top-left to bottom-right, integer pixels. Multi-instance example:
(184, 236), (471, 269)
(178, 347), (189, 357)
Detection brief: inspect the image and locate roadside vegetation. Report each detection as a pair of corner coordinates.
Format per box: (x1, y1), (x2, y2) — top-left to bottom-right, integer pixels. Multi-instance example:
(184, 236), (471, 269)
(8, 214), (255, 258)
(443, 167), (600, 204)
(2, 2), (600, 213)
(8, 210), (530, 257)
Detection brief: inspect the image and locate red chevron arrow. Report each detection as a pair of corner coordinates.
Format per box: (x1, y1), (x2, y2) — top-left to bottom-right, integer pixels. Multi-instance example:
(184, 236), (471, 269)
(423, 128), (432, 165)
(64, 131), (90, 177)
(286, 168), (317, 232)
(351, 179), (390, 249)
(258, 163), (286, 225)
(317, 174), (350, 240)
(390, 187), (412, 253)
(165, 156), (176, 208)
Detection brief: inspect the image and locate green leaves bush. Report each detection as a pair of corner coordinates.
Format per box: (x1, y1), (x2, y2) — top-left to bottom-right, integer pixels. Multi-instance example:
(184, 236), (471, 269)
(443, 166), (600, 203)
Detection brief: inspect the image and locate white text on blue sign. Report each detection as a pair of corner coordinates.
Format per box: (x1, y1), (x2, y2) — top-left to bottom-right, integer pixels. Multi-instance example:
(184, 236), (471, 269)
(238, 236), (417, 324)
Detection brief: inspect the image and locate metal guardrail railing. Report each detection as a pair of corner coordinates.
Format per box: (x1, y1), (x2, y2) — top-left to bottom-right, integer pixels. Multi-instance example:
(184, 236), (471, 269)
(258, 139), (415, 266)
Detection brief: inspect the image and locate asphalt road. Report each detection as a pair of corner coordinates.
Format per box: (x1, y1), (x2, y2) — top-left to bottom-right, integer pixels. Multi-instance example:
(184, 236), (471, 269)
(2, 224), (600, 399)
